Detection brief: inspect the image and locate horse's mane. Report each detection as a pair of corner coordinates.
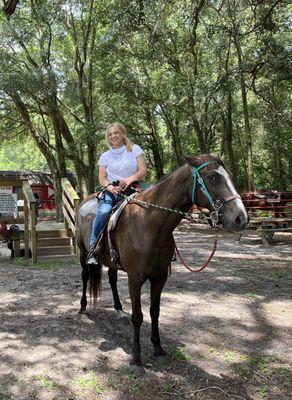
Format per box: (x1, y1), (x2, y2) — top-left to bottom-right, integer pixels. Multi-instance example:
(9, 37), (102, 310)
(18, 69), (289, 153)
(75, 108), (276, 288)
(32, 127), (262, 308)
(184, 153), (223, 168)
(140, 154), (223, 200)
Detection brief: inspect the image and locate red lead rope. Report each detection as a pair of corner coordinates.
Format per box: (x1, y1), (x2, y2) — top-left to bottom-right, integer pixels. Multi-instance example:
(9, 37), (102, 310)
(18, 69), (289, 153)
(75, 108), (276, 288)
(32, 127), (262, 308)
(174, 230), (219, 272)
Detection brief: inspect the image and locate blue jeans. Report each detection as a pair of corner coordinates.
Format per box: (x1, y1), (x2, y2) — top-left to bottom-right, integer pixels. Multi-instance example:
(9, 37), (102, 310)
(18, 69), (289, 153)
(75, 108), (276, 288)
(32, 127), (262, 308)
(89, 191), (117, 247)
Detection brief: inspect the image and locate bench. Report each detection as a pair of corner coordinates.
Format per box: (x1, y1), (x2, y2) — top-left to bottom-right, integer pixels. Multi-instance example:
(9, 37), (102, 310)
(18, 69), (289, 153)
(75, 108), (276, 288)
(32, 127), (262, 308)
(240, 218), (292, 246)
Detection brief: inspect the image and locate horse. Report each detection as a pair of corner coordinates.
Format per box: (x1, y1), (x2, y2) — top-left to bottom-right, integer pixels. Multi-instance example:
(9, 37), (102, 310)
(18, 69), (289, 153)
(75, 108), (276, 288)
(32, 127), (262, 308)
(77, 154), (248, 365)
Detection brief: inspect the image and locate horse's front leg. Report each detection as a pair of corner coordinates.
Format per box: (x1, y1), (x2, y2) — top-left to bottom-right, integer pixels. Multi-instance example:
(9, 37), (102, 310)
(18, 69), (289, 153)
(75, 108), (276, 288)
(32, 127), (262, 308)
(150, 273), (168, 357)
(108, 268), (123, 311)
(79, 251), (89, 314)
(128, 277), (144, 365)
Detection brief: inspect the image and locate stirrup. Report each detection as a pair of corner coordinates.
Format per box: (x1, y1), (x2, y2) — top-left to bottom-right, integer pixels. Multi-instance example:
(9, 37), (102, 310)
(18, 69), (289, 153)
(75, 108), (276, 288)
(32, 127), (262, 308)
(86, 246), (99, 265)
(86, 254), (99, 265)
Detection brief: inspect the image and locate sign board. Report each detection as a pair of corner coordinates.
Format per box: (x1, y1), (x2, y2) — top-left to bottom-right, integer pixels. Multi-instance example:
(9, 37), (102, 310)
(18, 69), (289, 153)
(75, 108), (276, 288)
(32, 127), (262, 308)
(0, 186), (13, 194)
(0, 186), (18, 218)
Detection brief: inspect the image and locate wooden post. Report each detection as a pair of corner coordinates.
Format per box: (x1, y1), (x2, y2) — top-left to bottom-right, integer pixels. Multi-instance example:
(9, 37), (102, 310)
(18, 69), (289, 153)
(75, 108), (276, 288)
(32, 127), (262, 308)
(14, 239), (20, 257)
(24, 197), (30, 258)
(22, 181), (37, 263)
(30, 202), (37, 263)
(74, 197), (80, 256)
(61, 178), (80, 258)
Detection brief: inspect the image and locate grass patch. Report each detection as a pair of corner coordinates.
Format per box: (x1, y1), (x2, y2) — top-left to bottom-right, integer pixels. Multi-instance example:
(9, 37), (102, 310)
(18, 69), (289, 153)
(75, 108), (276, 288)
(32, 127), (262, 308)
(268, 270), (287, 279)
(129, 382), (142, 396)
(197, 353), (206, 360)
(163, 382), (177, 395)
(245, 292), (258, 299)
(258, 386), (269, 398)
(247, 355), (277, 376)
(11, 258), (65, 270)
(118, 366), (139, 380)
(168, 346), (191, 361)
(242, 354), (292, 388)
(209, 347), (221, 357)
(224, 351), (238, 363)
(0, 395), (13, 400)
(33, 373), (58, 389)
(73, 371), (105, 394)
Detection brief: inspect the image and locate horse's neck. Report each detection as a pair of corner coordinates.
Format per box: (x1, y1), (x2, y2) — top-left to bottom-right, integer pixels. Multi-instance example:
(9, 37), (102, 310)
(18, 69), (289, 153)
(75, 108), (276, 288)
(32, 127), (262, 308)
(145, 166), (191, 207)
(140, 165), (192, 232)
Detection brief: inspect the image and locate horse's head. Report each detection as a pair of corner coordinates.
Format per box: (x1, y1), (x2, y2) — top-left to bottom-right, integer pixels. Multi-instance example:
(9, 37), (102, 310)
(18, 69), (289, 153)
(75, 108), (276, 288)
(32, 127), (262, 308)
(186, 154), (248, 232)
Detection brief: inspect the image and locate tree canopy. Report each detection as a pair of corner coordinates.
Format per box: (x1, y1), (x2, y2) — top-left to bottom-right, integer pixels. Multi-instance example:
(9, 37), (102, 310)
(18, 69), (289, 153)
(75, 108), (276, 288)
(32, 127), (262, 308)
(0, 0), (291, 196)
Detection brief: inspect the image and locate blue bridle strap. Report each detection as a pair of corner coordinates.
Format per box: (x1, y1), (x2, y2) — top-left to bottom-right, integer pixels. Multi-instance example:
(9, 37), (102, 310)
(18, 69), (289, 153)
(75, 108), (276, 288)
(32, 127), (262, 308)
(191, 161), (218, 208)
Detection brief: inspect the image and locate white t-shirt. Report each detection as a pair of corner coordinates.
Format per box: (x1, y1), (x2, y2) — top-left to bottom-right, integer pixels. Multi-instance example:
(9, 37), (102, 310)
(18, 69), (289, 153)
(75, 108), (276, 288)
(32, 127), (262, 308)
(98, 144), (144, 182)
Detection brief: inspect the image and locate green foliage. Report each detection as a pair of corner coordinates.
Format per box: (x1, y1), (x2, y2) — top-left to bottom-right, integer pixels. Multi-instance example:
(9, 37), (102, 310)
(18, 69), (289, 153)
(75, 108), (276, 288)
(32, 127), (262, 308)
(168, 346), (191, 361)
(0, 0), (290, 190)
(73, 372), (105, 394)
(118, 366), (139, 380)
(0, 139), (47, 171)
(10, 258), (68, 270)
(33, 372), (58, 389)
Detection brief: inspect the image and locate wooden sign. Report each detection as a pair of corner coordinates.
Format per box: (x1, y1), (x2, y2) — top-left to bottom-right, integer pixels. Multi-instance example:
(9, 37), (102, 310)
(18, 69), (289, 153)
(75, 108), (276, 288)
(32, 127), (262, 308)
(0, 186), (18, 218)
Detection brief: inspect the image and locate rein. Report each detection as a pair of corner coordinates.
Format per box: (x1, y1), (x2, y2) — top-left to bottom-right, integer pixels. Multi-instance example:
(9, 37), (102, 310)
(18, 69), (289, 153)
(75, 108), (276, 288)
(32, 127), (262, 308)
(174, 228), (219, 272)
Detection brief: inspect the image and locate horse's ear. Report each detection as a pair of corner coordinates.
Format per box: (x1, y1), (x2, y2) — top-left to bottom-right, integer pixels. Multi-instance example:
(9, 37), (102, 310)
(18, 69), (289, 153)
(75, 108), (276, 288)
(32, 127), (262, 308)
(183, 156), (196, 166)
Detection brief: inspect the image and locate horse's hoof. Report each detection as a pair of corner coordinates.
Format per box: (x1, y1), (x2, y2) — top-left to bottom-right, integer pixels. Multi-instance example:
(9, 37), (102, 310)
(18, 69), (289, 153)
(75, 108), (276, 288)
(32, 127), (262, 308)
(154, 348), (167, 357)
(130, 357), (142, 366)
(78, 308), (87, 314)
(131, 364), (145, 376)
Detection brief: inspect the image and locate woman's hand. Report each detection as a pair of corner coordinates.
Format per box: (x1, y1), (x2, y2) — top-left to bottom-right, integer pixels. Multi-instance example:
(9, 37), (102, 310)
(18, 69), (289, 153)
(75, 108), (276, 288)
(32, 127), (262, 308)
(108, 184), (121, 195)
(119, 176), (135, 190)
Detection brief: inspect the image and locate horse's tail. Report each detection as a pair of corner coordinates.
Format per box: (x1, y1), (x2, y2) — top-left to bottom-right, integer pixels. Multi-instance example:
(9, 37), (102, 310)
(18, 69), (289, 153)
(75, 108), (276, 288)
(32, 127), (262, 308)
(89, 264), (102, 307)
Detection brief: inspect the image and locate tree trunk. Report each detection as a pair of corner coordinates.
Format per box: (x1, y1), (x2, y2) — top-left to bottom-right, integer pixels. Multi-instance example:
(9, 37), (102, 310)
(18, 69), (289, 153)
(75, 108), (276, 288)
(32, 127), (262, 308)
(160, 105), (184, 165)
(225, 86), (238, 187)
(145, 108), (164, 178)
(8, 91), (64, 220)
(233, 33), (254, 191)
(3, 0), (19, 16)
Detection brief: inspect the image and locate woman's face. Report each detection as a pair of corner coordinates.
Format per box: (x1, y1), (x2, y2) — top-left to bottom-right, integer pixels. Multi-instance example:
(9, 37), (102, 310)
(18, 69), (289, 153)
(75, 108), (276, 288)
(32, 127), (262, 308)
(107, 127), (124, 148)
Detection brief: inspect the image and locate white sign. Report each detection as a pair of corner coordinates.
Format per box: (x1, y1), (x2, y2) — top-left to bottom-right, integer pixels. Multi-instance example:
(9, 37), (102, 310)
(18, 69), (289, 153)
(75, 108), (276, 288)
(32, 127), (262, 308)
(0, 186), (13, 194)
(0, 192), (18, 218)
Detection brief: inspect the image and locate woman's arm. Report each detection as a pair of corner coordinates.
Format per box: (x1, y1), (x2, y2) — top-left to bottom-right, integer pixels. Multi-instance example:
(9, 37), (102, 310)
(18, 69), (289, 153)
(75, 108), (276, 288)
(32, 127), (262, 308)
(98, 166), (121, 195)
(120, 154), (147, 190)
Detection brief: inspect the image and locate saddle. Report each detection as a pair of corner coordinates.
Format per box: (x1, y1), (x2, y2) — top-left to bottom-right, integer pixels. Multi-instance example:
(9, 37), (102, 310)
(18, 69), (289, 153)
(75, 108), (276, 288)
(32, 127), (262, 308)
(93, 192), (139, 270)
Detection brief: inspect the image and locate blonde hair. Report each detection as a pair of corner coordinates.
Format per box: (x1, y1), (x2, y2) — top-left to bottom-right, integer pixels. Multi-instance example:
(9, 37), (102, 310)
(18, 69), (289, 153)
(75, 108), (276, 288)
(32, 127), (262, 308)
(105, 122), (133, 151)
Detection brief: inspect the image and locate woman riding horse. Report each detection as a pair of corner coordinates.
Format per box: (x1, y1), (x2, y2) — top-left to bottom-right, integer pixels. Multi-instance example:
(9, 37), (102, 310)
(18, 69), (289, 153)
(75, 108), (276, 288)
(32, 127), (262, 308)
(86, 122), (147, 264)
(77, 153), (248, 365)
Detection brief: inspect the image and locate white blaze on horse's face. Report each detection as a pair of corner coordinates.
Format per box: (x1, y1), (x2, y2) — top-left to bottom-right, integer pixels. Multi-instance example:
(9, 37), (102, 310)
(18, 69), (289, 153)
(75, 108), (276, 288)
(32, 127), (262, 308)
(218, 166), (246, 211)
(216, 166), (248, 231)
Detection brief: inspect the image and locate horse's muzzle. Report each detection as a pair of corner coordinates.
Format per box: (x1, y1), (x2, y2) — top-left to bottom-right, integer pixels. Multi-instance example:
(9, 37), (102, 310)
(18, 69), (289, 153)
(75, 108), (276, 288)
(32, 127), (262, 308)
(220, 202), (249, 232)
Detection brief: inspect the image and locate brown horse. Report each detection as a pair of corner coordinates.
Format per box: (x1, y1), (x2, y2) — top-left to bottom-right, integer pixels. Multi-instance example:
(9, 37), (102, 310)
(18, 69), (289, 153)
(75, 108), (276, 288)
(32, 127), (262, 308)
(77, 154), (248, 365)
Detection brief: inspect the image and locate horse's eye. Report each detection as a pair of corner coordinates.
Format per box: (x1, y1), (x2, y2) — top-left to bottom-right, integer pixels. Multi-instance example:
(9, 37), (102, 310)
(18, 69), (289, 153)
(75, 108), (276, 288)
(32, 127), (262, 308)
(207, 173), (219, 182)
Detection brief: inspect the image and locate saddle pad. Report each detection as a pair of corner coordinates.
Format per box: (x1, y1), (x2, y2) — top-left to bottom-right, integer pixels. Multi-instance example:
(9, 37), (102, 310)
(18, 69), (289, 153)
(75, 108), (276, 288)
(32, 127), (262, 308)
(108, 192), (138, 231)
(79, 198), (99, 217)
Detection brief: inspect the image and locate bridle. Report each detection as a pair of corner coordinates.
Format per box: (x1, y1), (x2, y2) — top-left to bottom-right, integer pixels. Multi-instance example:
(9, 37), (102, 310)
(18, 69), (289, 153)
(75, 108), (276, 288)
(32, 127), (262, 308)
(191, 161), (241, 223)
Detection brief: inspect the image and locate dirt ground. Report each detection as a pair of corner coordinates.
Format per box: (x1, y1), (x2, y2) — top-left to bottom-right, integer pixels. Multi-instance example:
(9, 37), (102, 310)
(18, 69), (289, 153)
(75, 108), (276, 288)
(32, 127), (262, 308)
(0, 225), (291, 400)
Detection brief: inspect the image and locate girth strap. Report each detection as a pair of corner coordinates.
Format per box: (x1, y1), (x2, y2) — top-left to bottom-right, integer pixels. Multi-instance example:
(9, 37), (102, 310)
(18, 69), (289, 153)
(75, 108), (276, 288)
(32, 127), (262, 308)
(107, 192), (139, 269)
